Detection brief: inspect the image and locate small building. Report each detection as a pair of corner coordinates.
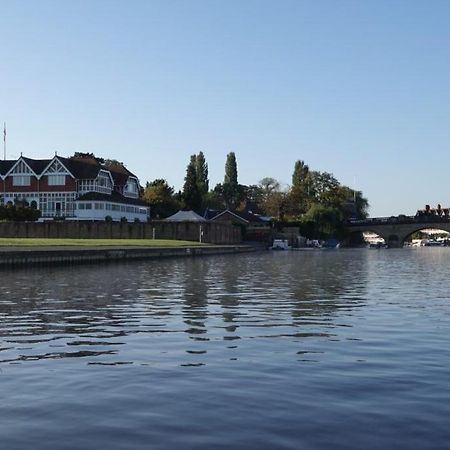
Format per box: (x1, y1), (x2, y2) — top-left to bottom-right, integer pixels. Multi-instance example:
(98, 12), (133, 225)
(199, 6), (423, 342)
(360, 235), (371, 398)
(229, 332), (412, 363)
(205, 208), (272, 242)
(0, 154), (149, 222)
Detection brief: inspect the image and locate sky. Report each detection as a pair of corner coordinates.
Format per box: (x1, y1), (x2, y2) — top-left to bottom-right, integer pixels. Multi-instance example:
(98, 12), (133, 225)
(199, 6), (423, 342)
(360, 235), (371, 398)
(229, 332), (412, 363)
(1, 0), (450, 217)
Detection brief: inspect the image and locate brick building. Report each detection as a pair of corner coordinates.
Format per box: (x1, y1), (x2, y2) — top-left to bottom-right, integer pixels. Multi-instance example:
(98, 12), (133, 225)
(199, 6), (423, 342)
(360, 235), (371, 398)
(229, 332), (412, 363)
(0, 154), (149, 221)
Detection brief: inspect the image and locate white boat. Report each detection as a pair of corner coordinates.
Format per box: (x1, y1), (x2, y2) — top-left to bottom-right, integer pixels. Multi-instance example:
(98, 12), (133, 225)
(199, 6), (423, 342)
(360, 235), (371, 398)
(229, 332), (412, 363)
(271, 239), (290, 250)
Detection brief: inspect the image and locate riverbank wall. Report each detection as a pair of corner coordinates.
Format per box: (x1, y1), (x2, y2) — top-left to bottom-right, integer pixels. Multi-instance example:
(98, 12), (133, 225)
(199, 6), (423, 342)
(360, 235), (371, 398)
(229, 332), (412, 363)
(0, 245), (256, 268)
(0, 220), (241, 244)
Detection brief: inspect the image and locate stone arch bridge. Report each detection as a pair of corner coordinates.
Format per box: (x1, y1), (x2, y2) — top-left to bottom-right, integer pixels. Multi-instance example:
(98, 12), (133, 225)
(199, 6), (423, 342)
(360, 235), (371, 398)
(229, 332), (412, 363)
(347, 216), (450, 248)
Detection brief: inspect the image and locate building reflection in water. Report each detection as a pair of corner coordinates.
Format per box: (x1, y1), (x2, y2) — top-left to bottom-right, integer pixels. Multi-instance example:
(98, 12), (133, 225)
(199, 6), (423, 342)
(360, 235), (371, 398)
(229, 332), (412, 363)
(0, 251), (369, 366)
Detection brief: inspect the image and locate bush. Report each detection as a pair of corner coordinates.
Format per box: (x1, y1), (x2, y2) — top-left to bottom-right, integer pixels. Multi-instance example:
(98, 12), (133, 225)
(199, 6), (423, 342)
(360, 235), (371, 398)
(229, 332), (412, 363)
(120, 216), (128, 223)
(105, 215), (113, 223)
(0, 204), (41, 221)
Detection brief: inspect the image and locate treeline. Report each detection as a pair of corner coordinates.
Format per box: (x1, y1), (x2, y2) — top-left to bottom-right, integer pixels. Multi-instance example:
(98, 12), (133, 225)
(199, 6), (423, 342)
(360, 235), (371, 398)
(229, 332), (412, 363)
(142, 152), (369, 239)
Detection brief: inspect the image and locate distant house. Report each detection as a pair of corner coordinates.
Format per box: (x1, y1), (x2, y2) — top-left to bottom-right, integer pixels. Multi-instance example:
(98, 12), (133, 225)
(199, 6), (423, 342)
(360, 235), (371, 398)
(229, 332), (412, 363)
(205, 208), (272, 241)
(0, 154), (149, 222)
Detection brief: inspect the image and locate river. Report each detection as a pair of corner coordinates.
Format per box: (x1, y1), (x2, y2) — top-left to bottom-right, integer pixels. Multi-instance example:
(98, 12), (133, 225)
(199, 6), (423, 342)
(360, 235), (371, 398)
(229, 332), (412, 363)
(1, 249), (450, 449)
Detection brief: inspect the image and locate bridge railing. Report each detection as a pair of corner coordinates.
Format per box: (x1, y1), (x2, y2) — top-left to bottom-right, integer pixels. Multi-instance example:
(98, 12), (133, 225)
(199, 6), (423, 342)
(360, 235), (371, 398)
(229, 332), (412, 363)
(347, 214), (450, 227)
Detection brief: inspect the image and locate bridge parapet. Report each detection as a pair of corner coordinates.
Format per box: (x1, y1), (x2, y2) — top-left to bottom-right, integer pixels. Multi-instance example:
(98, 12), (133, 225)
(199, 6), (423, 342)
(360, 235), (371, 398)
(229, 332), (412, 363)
(348, 215), (450, 227)
(346, 215), (450, 248)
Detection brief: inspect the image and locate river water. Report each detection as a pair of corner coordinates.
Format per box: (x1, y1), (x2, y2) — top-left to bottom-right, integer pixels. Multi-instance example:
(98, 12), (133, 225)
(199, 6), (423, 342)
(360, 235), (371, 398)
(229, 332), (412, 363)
(1, 249), (450, 449)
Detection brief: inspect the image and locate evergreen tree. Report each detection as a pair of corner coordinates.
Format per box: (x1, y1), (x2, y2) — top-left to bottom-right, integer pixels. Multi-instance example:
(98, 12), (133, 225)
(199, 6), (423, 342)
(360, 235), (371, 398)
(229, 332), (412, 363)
(224, 152), (238, 186)
(195, 151), (209, 197)
(223, 152), (241, 209)
(182, 154), (202, 211)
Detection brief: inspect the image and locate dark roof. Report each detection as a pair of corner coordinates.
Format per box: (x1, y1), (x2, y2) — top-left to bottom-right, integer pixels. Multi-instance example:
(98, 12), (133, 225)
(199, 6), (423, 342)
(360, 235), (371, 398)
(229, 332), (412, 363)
(22, 157), (52, 175)
(0, 159), (18, 176)
(205, 208), (271, 225)
(105, 163), (138, 187)
(76, 191), (149, 206)
(59, 156), (102, 179)
(0, 155), (140, 188)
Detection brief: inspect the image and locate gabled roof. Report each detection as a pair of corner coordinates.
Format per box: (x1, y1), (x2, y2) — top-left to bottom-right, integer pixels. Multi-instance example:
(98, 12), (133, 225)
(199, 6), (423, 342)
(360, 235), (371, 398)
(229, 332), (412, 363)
(0, 154), (142, 186)
(210, 209), (249, 225)
(22, 157), (52, 175)
(4, 156), (40, 177)
(164, 210), (207, 222)
(205, 208), (271, 225)
(40, 156), (74, 178)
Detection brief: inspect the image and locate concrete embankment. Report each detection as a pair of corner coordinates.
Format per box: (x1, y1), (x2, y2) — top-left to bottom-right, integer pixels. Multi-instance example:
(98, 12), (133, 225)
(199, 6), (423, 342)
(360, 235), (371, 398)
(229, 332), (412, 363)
(0, 245), (257, 268)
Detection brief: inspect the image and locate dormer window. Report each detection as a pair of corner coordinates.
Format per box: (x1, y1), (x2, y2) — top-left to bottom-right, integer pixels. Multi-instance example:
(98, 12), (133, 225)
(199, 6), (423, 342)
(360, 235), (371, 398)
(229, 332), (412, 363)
(95, 170), (113, 194)
(124, 178), (139, 197)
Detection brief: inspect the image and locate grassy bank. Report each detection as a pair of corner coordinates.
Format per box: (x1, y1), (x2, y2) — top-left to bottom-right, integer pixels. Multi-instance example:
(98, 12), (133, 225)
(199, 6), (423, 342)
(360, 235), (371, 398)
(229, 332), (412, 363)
(0, 238), (206, 247)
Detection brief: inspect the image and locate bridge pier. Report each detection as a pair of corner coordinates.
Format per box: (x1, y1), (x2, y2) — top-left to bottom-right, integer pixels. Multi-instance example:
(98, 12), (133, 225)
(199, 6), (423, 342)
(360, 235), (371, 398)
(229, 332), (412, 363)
(386, 235), (402, 248)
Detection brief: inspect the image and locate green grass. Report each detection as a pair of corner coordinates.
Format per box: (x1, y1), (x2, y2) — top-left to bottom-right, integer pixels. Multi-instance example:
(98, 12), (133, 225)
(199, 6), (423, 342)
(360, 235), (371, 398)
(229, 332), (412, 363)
(0, 238), (206, 247)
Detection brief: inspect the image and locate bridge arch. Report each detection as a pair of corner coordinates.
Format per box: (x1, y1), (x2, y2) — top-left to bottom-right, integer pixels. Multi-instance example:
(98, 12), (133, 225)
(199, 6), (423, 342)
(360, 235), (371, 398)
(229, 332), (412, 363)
(348, 228), (389, 246)
(402, 225), (450, 245)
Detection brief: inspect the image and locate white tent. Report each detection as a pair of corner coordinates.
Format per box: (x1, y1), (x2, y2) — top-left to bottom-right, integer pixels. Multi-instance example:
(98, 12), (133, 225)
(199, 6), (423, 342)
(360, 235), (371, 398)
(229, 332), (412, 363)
(164, 210), (207, 222)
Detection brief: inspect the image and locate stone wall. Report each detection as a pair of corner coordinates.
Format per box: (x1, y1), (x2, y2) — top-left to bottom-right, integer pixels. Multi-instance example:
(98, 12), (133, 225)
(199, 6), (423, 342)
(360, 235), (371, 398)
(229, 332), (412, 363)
(0, 220), (242, 244)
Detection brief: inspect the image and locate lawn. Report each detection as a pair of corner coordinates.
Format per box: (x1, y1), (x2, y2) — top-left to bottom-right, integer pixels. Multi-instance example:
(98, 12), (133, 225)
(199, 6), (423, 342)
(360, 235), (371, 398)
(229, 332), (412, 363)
(0, 238), (206, 247)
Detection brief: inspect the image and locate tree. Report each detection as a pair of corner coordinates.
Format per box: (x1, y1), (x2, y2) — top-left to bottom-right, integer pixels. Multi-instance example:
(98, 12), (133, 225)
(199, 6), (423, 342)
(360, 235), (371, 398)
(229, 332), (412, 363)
(224, 152), (238, 186)
(195, 151), (209, 197)
(222, 152), (241, 209)
(292, 160), (309, 189)
(256, 177), (284, 217)
(142, 179), (180, 218)
(287, 160), (313, 217)
(300, 204), (344, 239)
(307, 171), (340, 206)
(182, 155), (202, 211)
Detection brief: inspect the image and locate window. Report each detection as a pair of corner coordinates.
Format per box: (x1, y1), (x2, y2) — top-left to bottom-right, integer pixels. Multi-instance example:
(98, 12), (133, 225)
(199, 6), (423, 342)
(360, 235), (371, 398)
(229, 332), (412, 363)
(95, 203), (104, 210)
(13, 175), (31, 186)
(48, 175), (66, 186)
(85, 203), (92, 210)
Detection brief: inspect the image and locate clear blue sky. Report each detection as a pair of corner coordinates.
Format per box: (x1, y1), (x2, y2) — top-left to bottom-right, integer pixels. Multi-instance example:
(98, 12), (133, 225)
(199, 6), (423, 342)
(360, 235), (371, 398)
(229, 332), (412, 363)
(1, 0), (450, 217)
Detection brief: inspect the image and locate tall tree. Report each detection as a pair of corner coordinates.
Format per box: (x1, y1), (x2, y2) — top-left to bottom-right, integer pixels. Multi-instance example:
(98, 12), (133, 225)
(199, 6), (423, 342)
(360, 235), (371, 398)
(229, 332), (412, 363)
(195, 151), (209, 197)
(182, 155), (202, 211)
(223, 152), (241, 209)
(288, 160), (312, 216)
(224, 152), (238, 186)
(292, 160), (309, 189)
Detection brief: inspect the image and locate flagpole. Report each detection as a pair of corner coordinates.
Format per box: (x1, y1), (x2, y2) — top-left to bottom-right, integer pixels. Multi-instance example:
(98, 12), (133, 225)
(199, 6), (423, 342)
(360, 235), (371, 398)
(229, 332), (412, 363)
(3, 122), (6, 161)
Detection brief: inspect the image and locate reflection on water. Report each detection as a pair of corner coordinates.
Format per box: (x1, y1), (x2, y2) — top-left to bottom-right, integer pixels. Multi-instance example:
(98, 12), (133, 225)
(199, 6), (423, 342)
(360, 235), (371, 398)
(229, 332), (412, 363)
(0, 251), (368, 366)
(2, 249), (450, 449)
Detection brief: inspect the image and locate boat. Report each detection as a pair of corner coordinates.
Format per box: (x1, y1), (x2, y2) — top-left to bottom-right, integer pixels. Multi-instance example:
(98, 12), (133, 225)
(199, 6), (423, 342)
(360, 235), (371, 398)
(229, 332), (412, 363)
(271, 239), (290, 250)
